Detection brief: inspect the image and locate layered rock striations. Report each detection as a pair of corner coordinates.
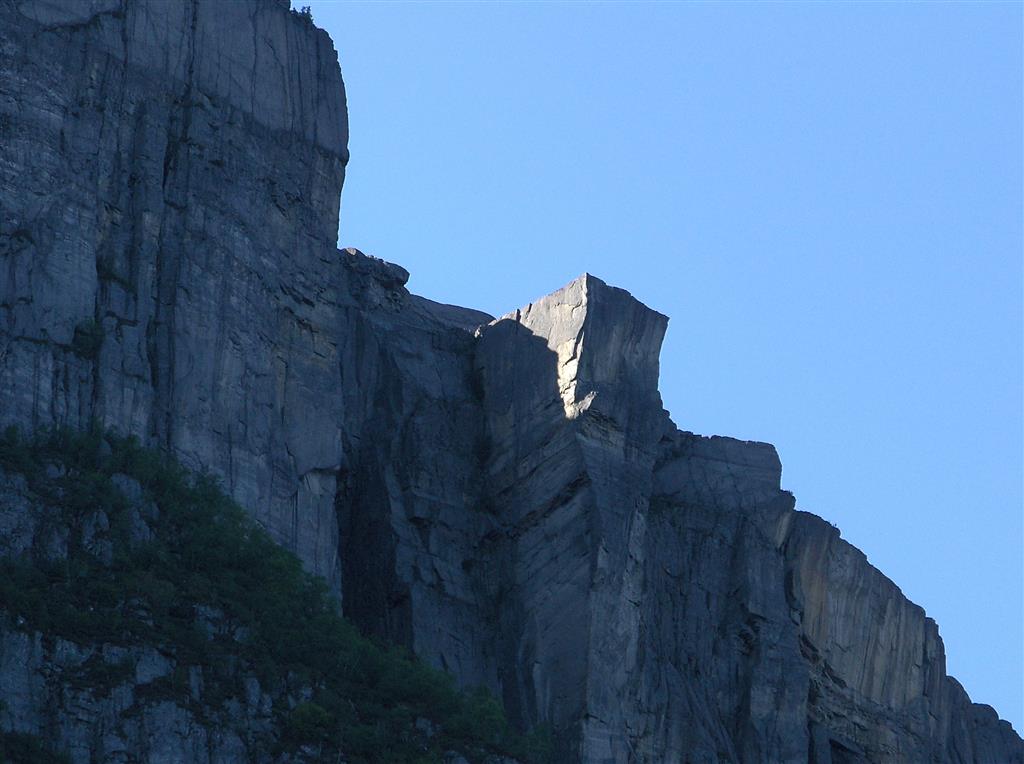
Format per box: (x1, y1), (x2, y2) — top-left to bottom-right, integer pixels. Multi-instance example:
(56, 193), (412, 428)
(0, 0), (349, 593)
(471, 281), (1021, 763)
(0, 1), (1020, 762)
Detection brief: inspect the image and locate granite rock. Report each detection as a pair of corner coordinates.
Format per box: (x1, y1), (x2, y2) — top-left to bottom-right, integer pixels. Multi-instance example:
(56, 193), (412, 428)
(0, 0), (349, 593)
(0, 1), (1020, 762)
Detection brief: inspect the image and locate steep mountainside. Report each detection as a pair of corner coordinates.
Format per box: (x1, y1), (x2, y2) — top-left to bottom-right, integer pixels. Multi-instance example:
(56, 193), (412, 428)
(0, 428), (539, 763)
(0, 1), (1020, 762)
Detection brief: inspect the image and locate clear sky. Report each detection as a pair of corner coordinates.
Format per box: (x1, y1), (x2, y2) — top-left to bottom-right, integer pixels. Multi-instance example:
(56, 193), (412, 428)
(303, 0), (1023, 731)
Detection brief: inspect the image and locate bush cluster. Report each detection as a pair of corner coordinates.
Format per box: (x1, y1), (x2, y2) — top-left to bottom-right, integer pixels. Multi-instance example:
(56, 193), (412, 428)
(0, 731), (70, 764)
(0, 427), (552, 763)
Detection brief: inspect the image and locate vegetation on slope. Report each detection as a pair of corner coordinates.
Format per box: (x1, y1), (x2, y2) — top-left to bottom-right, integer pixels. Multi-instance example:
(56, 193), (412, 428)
(0, 729), (70, 764)
(0, 427), (550, 763)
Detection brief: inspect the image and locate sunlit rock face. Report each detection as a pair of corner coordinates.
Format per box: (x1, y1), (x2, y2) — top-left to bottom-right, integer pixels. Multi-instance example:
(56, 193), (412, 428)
(0, 1), (1021, 762)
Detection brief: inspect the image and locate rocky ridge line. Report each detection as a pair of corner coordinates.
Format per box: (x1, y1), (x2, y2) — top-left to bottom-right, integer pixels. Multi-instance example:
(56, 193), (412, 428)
(0, 1), (1020, 762)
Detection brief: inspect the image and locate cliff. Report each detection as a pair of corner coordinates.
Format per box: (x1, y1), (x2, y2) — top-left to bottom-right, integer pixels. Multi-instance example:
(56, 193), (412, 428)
(0, 1), (1020, 762)
(0, 0), (349, 594)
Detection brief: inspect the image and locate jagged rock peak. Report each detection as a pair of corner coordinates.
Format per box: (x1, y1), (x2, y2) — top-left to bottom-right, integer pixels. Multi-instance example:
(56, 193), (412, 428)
(482, 273), (669, 418)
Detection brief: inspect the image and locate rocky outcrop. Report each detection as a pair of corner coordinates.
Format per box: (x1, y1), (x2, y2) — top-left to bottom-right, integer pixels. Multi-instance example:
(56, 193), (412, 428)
(474, 275), (670, 757)
(784, 512), (1023, 763)
(469, 280), (1021, 763)
(0, 1), (1019, 762)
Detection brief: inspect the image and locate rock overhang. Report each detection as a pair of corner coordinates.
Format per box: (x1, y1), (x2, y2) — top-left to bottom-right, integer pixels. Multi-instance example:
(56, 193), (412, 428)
(477, 273), (669, 417)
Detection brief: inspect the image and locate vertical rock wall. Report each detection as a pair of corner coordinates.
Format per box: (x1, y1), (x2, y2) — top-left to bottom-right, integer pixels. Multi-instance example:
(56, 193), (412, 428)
(474, 275), (670, 758)
(0, 2), (1020, 762)
(471, 275), (1020, 762)
(0, 0), (349, 589)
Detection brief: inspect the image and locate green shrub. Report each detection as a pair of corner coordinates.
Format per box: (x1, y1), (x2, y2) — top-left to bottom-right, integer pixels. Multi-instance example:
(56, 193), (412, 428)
(0, 426), (541, 763)
(0, 732), (70, 764)
(286, 702), (334, 744)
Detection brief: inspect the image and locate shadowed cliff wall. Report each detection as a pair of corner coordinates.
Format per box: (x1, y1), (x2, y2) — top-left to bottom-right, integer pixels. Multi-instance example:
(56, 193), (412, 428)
(0, 2), (1020, 761)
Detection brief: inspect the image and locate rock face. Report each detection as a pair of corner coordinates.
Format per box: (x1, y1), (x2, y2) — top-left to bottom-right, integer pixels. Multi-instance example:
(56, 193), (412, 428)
(0, 0), (349, 594)
(0, 1), (1020, 762)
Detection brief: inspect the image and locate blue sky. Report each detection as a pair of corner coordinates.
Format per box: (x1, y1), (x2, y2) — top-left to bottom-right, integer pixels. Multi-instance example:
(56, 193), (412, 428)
(304, 0), (1022, 730)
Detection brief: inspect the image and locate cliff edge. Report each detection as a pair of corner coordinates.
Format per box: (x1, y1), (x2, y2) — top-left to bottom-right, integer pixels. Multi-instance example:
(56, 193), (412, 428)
(0, 1), (1019, 762)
